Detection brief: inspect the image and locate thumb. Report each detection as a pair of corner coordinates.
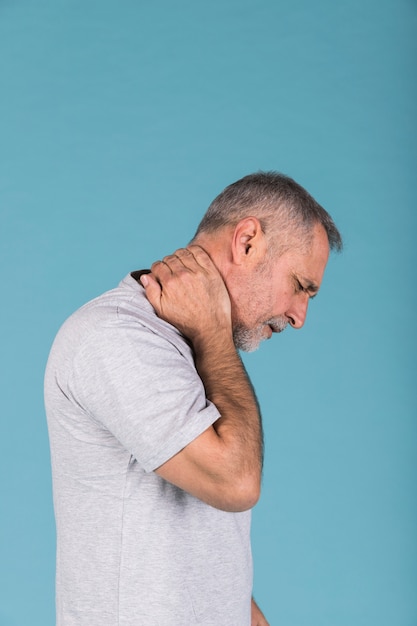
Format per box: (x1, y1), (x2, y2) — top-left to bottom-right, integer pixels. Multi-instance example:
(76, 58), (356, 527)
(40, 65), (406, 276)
(140, 273), (162, 310)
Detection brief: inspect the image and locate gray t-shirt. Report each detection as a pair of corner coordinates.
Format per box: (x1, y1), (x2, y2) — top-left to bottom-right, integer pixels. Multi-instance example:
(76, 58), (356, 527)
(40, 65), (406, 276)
(44, 274), (253, 626)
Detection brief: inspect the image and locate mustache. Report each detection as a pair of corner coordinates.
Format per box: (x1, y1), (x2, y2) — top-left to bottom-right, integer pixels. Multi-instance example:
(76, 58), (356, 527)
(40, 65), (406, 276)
(265, 317), (288, 333)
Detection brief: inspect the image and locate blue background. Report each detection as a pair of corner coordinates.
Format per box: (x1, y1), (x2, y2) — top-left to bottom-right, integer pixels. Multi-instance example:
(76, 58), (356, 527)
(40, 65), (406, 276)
(1, 1), (416, 624)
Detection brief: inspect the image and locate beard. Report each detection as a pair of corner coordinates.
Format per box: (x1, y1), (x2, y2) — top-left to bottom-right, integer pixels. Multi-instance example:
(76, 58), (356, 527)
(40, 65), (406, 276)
(233, 315), (288, 353)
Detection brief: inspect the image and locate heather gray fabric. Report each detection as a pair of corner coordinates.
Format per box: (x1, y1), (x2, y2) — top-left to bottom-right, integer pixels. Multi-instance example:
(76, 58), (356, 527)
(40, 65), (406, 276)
(44, 274), (253, 626)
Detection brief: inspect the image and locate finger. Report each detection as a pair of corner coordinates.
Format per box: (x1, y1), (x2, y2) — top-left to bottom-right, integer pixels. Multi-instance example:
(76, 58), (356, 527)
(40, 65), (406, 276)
(166, 248), (200, 271)
(172, 247), (194, 259)
(150, 259), (173, 278)
(161, 253), (190, 270)
(158, 249), (206, 276)
(185, 245), (215, 270)
(139, 273), (162, 310)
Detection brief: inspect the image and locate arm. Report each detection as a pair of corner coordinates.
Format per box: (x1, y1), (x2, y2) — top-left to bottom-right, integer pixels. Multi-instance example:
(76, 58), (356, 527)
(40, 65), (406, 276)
(141, 245), (263, 512)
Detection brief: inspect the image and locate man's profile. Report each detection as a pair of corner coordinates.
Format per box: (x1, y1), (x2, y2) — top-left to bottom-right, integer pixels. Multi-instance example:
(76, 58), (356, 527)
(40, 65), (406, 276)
(44, 171), (342, 625)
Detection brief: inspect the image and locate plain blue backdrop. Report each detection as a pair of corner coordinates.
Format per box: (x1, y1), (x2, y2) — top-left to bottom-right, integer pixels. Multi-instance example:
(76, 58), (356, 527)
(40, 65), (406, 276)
(0, 1), (416, 624)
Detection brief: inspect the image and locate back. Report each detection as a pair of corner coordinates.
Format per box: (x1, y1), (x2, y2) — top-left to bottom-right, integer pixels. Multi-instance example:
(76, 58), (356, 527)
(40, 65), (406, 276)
(44, 274), (253, 626)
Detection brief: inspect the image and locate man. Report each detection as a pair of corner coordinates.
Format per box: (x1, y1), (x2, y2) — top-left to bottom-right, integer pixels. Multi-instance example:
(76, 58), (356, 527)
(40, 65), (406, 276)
(45, 171), (342, 625)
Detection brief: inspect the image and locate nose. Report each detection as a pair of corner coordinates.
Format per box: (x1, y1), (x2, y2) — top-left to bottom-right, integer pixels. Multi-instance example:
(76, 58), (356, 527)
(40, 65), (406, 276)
(286, 295), (309, 329)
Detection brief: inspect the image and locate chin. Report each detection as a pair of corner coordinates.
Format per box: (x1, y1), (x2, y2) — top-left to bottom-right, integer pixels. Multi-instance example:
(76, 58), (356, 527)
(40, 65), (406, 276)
(232, 326), (264, 353)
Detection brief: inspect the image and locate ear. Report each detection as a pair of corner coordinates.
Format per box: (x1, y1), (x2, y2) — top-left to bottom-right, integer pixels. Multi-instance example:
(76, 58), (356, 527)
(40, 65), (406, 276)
(230, 217), (268, 266)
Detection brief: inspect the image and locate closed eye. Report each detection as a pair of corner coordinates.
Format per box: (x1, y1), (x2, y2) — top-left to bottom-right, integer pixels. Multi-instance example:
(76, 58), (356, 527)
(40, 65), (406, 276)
(294, 277), (318, 299)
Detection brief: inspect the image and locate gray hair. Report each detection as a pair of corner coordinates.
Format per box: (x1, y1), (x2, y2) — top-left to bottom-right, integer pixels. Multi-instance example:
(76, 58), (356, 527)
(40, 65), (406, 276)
(193, 171), (343, 254)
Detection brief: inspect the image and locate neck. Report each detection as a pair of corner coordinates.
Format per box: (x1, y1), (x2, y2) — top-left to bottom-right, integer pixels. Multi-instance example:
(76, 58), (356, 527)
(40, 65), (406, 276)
(190, 228), (233, 277)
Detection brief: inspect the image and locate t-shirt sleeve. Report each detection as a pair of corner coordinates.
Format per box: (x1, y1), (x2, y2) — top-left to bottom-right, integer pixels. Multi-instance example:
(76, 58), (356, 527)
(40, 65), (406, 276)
(68, 320), (220, 472)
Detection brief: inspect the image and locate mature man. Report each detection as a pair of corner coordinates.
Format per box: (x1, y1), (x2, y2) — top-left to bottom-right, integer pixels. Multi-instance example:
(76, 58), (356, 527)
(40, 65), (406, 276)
(45, 172), (342, 625)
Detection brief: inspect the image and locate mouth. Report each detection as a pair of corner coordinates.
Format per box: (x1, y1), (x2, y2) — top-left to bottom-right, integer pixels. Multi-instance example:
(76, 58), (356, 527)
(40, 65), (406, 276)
(266, 319), (288, 335)
(266, 324), (279, 339)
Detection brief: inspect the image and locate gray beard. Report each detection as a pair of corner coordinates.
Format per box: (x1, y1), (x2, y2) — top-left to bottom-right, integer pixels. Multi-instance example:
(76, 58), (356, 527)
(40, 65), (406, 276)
(233, 316), (288, 353)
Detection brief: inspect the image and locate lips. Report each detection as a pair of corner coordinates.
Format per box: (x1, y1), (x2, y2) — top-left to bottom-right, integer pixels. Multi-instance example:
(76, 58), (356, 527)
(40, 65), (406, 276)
(267, 321), (287, 334)
(269, 325), (278, 334)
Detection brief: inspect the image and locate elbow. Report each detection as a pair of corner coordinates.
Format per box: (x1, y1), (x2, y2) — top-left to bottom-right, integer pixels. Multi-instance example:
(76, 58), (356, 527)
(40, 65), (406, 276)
(235, 477), (261, 511)
(220, 474), (261, 512)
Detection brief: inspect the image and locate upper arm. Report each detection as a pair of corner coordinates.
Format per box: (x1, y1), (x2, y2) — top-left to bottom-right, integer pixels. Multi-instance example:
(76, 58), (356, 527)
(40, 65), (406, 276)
(71, 321), (220, 472)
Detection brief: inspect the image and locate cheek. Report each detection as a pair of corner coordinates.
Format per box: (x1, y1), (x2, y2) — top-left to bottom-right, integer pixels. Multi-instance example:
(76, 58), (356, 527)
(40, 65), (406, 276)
(272, 287), (292, 313)
(240, 285), (269, 324)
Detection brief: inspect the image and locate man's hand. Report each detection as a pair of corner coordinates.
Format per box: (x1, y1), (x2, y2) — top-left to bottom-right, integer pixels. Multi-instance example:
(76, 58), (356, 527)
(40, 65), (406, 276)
(140, 245), (232, 347)
(251, 597), (269, 626)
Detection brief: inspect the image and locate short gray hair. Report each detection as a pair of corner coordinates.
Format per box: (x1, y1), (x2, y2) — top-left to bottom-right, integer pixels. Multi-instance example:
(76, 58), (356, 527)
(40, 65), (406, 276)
(194, 171), (343, 254)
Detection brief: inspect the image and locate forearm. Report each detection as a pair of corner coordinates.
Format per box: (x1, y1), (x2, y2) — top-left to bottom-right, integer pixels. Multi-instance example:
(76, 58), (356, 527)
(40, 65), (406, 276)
(193, 331), (263, 504)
